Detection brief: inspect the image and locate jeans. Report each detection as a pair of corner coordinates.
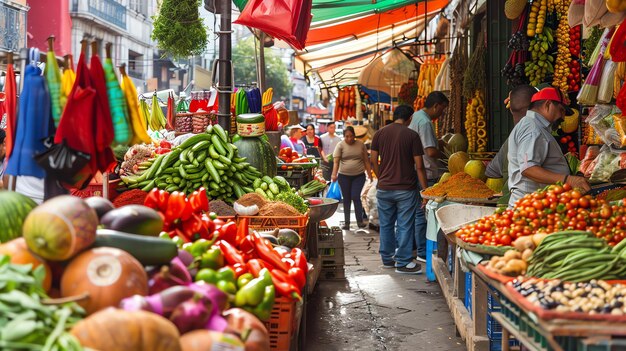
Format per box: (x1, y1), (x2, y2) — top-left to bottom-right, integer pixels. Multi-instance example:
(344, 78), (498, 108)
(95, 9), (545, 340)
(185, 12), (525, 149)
(337, 173), (366, 225)
(414, 179), (437, 258)
(377, 189), (418, 267)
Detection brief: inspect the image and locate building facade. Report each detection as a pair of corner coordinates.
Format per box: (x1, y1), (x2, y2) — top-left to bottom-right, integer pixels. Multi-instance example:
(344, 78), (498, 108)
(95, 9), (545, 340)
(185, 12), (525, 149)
(1, 0), (29, 55)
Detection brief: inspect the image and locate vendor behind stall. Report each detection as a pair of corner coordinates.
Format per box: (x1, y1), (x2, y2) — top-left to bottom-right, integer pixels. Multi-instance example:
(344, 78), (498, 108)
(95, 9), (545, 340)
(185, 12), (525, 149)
(508, 87), (590, 208)
(301, 123), (323, 158)
(280, 125), (307, 155)
(485, 85), (536, 205)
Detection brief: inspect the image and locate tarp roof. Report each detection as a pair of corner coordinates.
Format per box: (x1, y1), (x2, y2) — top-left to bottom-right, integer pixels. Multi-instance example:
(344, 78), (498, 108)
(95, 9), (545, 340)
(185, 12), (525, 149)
(294, 0), (449, 86)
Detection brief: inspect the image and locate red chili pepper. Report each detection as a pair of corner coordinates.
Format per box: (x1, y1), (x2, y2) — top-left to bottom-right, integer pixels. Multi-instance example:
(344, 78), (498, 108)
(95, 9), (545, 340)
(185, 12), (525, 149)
(251, 232), (290, 272)
(232, 263), (248, 277)
(218, 221), (238, 245)
(218, 240), (245, 266)
(282, 257), (295, 267)
(166, 192), (186, 222)
(247, 259), (267, 277)
(144, 189), (160, 209)
(239, 235), (256, 255)
(291, 248), (308, 274)
(200, 214), (216, 235)
(197, 187), (209, 212)
(158, 190), (170, 211)
(288, 267), (306, 291)
(270, 269), (302, 300)
(236, 217), (250, 246)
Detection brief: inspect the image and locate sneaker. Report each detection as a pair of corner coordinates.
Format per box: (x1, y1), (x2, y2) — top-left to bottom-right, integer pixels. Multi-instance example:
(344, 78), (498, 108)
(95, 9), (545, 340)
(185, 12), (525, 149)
(357, 222), (367, 228)
(395, 262), (423, 274)
(415, 256), (427, 263)
(382, 262), (396, 269)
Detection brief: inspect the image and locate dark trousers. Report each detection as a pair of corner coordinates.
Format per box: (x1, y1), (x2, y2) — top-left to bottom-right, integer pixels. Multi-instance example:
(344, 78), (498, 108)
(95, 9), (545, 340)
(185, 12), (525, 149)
(337, 173), (366, 225)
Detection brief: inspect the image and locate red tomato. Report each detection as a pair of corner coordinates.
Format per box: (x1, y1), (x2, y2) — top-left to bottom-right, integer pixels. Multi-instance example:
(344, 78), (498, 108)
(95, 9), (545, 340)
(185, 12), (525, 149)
(499, 234), (512, 246)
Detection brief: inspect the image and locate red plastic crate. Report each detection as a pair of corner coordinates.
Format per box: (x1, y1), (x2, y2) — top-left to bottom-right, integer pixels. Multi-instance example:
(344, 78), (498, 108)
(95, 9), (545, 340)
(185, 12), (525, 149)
(238, 215), (309, 248)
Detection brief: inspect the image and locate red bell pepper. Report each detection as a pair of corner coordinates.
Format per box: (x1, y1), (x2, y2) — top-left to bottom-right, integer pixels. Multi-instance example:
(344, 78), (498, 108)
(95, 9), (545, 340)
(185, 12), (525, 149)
(291, 248), (308, 274)
(200, 213), (216, 234)
(160, 140), (172, 149)
(182, 213), (208, 241)
(218, 240), (245, 266)
(239, 235), (255, 255)
(218, 221), (238, 245)
(288, 267), (306, 291)
(236, 217), (249, 246)
(166, 192), (186, 222)
(180, 197), (193, 221)
(158, 190), (170, 211)
(189, 187), (209, 213)
(270, 269), (302, 300)
(144, 189), (160, 209)
(251, 232), (290, 272)
(282, 257), (295, 267)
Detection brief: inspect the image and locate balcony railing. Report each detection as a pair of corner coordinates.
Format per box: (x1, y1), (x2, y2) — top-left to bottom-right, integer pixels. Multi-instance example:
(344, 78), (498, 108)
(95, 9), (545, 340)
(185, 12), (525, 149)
(0, 3), (26, 52)
(88, 0), (126, 29)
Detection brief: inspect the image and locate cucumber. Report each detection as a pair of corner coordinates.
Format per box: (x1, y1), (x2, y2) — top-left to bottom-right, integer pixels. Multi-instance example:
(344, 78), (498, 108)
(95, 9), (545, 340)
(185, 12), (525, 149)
(212, 160), (227, 170)
(262, 176), (274, 185)
(212, 134), (227, 155)
(179, 133), (212, 149)
(261, 182), (268, 191)
(255, 188), (268, 198)
(191, 140), (210, 152)
(253, 178), (263, 189)
(205, 159), (221, 183)
(269, 183), (280, 195)
(94, 229), (178, 266)
(213, 123), (228, 143)
(218, 155), (232, 165)
(208, 144), (220, 159)
(273, 175), (289, 188)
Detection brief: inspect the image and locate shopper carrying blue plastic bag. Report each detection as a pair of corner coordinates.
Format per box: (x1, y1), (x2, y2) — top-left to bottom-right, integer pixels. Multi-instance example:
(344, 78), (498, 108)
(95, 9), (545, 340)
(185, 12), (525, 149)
(327, 181), (342, 200)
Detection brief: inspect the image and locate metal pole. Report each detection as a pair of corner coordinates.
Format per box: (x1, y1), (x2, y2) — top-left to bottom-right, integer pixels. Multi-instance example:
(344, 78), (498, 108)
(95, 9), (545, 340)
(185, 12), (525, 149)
(258, 32), (266, 93)
(216, 0), (233, 133)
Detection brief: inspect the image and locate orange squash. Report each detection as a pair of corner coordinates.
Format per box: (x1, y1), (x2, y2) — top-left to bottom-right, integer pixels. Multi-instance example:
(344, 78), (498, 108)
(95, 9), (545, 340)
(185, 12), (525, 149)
(180, 330), (245, 351)
(0, 238), (52, 292)
(61, 247), (148, 315)
(71, 308), (182, 351)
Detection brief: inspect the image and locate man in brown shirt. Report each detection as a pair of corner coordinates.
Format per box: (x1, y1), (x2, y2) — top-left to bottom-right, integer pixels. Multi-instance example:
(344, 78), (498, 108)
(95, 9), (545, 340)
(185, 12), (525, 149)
(370, 105), (428, 274)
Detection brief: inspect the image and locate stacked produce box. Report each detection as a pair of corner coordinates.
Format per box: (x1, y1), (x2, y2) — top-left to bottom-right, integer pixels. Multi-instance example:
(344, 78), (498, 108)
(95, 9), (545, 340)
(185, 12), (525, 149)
(318, 226), (345, 280)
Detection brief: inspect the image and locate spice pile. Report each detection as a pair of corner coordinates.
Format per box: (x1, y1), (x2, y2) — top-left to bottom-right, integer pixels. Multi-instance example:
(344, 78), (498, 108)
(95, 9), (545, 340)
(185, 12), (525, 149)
(113, 189), (148, 207)
(422, 172), (495, 199)
(237, 193), (268, 208)
(209, 200), (237, 217)
(259, 202), (301, 217)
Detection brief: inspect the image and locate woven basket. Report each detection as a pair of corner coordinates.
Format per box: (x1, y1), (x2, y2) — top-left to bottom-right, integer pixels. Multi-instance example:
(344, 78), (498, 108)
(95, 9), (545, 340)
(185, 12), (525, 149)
(504, 0), (526, 20)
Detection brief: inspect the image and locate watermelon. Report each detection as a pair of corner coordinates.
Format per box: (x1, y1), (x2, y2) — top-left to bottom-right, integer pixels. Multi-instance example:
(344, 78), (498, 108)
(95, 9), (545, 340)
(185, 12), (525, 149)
(234, 136), (277, 177)
(0, 191), (38, 243)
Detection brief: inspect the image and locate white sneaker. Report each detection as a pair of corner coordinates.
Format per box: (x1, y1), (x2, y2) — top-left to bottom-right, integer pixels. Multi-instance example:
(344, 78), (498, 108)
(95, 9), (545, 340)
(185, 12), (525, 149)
(395, 262), (423, 274)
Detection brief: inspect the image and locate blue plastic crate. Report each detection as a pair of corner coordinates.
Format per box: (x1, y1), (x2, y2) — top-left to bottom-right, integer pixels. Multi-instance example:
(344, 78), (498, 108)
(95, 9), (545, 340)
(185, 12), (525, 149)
(488, 293), (501, 312)
(487, 313), (503, 339)
(489, 338), (520, 351)
(464, 272), (473, 317)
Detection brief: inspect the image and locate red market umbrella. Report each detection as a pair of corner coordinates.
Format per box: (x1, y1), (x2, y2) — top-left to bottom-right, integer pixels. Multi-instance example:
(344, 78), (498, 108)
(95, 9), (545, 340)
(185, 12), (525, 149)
(4, 56), (17, 159)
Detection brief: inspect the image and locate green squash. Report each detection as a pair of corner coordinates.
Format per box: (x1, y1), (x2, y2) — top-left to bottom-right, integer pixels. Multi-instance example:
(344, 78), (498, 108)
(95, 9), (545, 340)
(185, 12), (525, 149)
(234, 136), (277, 177)
(0, 191), (37, 243)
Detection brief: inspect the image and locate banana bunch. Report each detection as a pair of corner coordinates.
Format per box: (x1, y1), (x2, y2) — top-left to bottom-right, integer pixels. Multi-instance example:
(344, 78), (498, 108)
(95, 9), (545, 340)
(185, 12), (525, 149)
(120, 73), (152, 145)
(417, 60), (441, 98)
(525, 28), (555, 86)
(527, 0), (547, 37)
(552, 1), (571, 91)
(262, 88), (273, 106)
(139, 98), (151, 130)
(464, 90), (487, 152)
(149, 93), (167, 131)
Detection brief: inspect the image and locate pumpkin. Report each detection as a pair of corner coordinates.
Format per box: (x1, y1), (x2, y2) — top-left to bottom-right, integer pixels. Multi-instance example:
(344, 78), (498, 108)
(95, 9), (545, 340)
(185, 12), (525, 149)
(71, 308), (182, 351)
(61, 247), (148, 315)
(0, 238), (52, 292)
(0, 191), (37, 243)
(22, 195), (98, 261)
(234, 137), (277, 177)
(180, 330), (245, 351)
(224, 308), (270, 351)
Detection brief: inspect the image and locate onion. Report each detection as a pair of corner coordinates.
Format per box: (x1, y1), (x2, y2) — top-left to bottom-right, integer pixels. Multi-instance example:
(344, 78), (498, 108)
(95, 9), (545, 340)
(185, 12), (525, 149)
(233, 202), (260, 216)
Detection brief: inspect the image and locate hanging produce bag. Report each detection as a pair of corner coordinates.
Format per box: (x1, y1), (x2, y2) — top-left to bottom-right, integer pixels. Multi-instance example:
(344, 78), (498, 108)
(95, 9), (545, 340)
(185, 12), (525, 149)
(35, 137), (92, 189)
(234, 0), (310, 50)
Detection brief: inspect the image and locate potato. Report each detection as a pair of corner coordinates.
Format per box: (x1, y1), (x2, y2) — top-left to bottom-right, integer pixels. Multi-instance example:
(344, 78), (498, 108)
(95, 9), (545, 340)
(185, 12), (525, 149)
(503, 249), (522, 260)
(532, 233), (549, 247)
(500, 259), (527, 276)
(513, 236), (535, 252)
(521, 248), (533, 261)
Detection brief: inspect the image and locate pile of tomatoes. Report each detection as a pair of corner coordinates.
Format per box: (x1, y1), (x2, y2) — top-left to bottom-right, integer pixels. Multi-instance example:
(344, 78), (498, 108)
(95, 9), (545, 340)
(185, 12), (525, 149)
(456, 183), (626, 247)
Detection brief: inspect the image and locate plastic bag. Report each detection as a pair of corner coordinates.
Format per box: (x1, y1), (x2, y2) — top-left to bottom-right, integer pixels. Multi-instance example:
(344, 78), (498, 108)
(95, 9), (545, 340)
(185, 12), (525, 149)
(598, 60), (617, 103)
(589, 145), (620, 183)
(360, 178), (374, 215)
(327, 181), (342, 201)
(586, 104), (621, 146)
(367, 180), (379, 226)
(35, 137), (92, 189)
(614, 113), (626, 147)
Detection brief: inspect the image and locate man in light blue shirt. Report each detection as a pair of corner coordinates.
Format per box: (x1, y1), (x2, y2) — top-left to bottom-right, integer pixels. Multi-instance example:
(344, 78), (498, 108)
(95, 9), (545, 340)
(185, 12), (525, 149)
(408, 91), (448, 262)
(508, 87), (590, 208)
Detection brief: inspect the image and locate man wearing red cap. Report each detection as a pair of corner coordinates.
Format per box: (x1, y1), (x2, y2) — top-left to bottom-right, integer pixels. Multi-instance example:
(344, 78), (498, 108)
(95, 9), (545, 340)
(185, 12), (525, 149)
(507, 87), (590, 208)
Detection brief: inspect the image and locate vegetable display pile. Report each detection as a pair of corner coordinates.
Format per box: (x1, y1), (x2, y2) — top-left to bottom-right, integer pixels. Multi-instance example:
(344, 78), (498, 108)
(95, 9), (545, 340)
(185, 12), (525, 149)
(525, 28), (554, 87)
(464, 90), (487, 152)
(457, 183), (626, 246)
(121, 124), (263, 203)
(0, 255), (85, 351)
(422, 172), (495, 199)
(512, 278), (626, 315)
(526, 231), (626, 282)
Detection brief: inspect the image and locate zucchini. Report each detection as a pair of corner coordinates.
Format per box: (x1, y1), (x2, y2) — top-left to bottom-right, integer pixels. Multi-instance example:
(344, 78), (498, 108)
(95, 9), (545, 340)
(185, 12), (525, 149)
(273, 175), (289, 188)
(208, 144), (220, 159)
(191, 140), (210, 152)
(94, 229), (178, 266)
(205, 159), (221, 183)
(262, 176), (275, 185)
(179, 133), (212, 149)
(212, 134), (227, 155)
(269, 183), (280, 195)
(213, 123), (228, 143)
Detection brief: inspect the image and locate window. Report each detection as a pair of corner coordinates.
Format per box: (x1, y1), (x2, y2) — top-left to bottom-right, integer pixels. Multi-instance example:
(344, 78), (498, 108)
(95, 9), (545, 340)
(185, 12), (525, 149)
(129, 0), (146, 14)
